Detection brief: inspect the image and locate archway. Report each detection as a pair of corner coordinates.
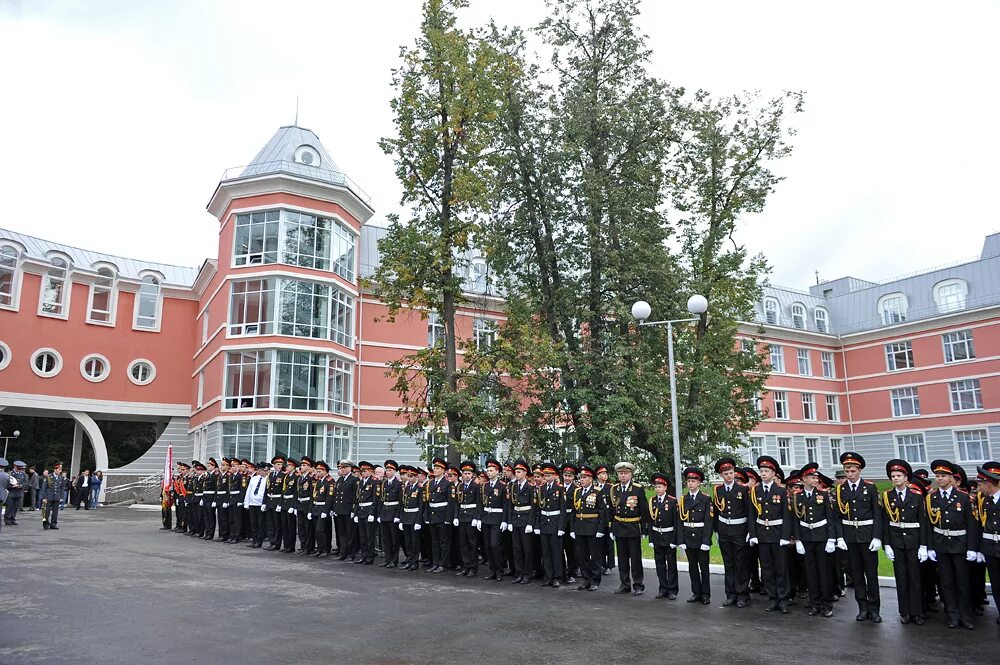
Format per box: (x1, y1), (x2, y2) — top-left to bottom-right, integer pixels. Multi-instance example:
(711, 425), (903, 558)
(68, 411), (109, 501)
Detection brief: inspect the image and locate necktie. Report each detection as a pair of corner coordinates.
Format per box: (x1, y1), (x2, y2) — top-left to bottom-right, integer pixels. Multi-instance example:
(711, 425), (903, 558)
(897, 490), (904, 502)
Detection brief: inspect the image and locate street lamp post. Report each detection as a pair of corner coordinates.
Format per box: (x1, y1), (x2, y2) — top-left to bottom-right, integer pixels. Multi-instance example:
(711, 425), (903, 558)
(632, 295), (708, 499)
(1, 430), (21, 459)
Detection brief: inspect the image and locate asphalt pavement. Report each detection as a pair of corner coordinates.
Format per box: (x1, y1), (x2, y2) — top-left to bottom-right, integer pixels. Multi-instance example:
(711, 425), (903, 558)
(1, 508), (996, 665)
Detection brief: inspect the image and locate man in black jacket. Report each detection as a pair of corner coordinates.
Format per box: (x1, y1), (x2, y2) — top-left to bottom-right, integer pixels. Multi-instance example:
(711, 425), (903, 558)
(568, 465), (608, 591)
(751, 456), (792, 614)
(882, 458), (929, 625)
(836, 452), (885, 622)
(647, 471), (679, 599)
(610, 461), (650, 596)
(926, 459), (978, 629)
(679, 467), (713, 604)
(713, 457), (756, 608)
(332, 459), (358, 560)
(535, 462), (566, 587)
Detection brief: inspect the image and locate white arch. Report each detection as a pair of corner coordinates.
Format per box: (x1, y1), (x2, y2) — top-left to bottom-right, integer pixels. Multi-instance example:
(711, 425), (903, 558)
(68, 411), (109, 501)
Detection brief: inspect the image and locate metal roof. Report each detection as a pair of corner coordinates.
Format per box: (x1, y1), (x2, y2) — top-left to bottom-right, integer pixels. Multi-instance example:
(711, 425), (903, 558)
(0, 226), (199, 287)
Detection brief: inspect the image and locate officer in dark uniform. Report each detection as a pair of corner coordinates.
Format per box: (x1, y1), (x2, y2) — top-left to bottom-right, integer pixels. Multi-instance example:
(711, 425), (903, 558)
(353, 460), (378, 564)
(422, 458), (454, 573)
(568, 465), (608, 591)
(506, 459), (537, 584)
(188, 461), (205, 537)
(293, 457), (315, 555)
(40, 462), (68, 530)
(230, 459), (249, 542)
(173, 462), (191, 533)
(741, 467), (764, 594)
(215, 459), (232, 543)
(594, 463), (614, 574)
(202, 458), (221, 540)
(792, 462), (841, 617)
(610, 461), (650, 596)
(453, 460), (481, 577)
(264, 456), (285, 550)
(399, 465), (424, 570)
(750, 456), (792, 613)
(447, 466), (463, 570)
(713, 457), (756, 608)
(310, 461), (334, 558)
(479, 458), (507, 580)
(333, 459), (358, 560)
(835, 451), (884, 622)
(647, 471), (679, 599)
(279, 459), (298, 553)
(560, 462), (580, 583)
(678, 467), (713, 604)
(882, 458), (929, 625)
(535, 462), (566, 587)
(501, 461), (516, 575)
(973, 462), (1000, 625)
(375, 459), (403, 567)
(926, 459), (978, 629)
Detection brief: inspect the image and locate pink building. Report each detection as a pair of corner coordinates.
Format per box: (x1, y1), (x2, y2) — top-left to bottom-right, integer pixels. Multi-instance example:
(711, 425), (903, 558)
(0, 126), (996, 491)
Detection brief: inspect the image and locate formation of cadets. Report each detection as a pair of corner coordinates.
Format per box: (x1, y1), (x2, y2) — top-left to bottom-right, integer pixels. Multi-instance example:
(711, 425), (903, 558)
(161, 451), (1000, 629)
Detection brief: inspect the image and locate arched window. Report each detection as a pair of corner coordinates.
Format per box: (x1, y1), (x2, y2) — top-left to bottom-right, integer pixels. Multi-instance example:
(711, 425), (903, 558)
(878, 293), (908, 325)
(791, 303), (806, 330)
(933, 278), (968, 313)
(0, 245), (20, 309)
(814, 307), (829, 334)
(763, 297), (780, 325)
(134, 275), (161, 330)
(469, 259), (488, 293)
(40, 256), (70, 317)
(88, 267), (117, 324)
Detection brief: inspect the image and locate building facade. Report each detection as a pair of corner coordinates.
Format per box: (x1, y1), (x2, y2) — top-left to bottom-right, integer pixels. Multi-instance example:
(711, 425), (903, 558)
(0, 126), (996, 487)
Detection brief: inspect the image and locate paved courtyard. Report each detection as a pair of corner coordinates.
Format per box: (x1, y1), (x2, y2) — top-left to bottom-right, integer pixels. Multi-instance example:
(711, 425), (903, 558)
(1, 508), (996, 664)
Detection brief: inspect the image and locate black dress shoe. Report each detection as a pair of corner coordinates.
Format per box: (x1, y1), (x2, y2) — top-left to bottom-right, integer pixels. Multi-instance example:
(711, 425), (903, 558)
(947, 621), (958, 629)
(613, 585), (631, 595)
(385, 562), (396, 569)
(822, 608), (833, 618)
(603, 568), (613, 576)
(722, 598), (738, 607)
(961, 620), (975, 630)
(913, 616), (925, 625)
(701, 598), (711, 605)
(49, 525), (59, 530)
(519, 578), (531, 585)
(807, 607), (820, 616)
(765, 602), (780, 613)
(780, 602), (790, 614)
(456, 570), (467, 577)
(566, 576), (576, 584)
(579, 584), (592, 591)
(551, 580), (561, 588)
(899, 615), (911, 624)
(511, 576), (523, 584)
(667, 593), (676, 600)
(632, 586), (643, 596)
(588, 585), (600, 591)
(687, 595), (701, 603)
(736, 600), (748, 608)
(432, 566), (444, 573)
(656, 592), (669, 599)
(974, 607), (985, 616)
(856, 611), (868, 621)
(317, 552), (329, 559)
(869, 612), (882, 623)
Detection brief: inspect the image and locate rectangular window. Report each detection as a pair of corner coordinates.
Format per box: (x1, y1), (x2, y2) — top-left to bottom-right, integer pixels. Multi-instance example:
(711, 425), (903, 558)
(777, 437), (792, 467)
(797, 348), (811, 375)
(891, 387), (920, 418)
(330, 290), (354, 347)
(764, 300), (778, 325)
(825, 395), (840, 421)
(424, 430), (448, 462)
(40, 260), (69, 316)
(740, 338), (755, 355)
(272, 422), (324, 460)
(769, 345), (784, 373)
(277, 280), (329, 339)
(428, 312), (444, 347)
(829, 438), (843, 465)
(234, 210), (280, 266)
(885, 341), (914, 371)
(942, 330), (975, 363)
(751, 393), (763, 416)
(327, 358), (353, 416)
(821, 351), (835, 378)
(197, 371), (204, 408)
(224, 350), (272, 409)
(222, 421), (269, 461)
(949, 379), (983, 412)
(749, 436), (764, 461)
(201, 313), (209, 344)
(325, 424), (352, 464)
(474, 318), (496, 351)
(233, 209), (355, 281)
(229, 279), (275, 335)
(87, 270), (115, 324)
(281, 210), (332, 271)
(801, 393), (816, 421)
(330, 218), (356, 282)
(805, 437), (819, 464)
(0, 246), (18, 308)
(772, 391), (789, 420)
(896, 433), (927, 464)
(273, 350), (327, 411)
(955, 430), (989, 462)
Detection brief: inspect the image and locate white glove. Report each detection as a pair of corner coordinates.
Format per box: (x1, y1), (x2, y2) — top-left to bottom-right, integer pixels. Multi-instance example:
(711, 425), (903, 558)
(884, 545), (895, 562)
(350, 512), (355, 519)
(321, 512), (327, 519)
(976, 552), (985, 563)
(525, 525), (533, 534)
(500, 521), (508, 531)
(669, 543), (677, 549)
(836, 537), (848, 551)
(414, 523), (422, 531)
(779, 539), (790, 547)
(868, 538), (881, 552)
(966, 550), (977, 562)
(917, 545), (928, 562)
(596, 532), (604, 539)
(367, 515), (374, 523)
(453, 519), (459, 527)
(557, 530), (564, 537)
(700, 544), (710, 552)
(476, 521), (482, 532)
(927, 549), (937, 562)
(745, 533), (750, 543)
(398, 522), (404, 531)
(749, 537), (758, 547)
(394, 517), (401, 524)
(291, 508), (297, 516)
(307, 512), (313, 520)
(222, 502), (229, 508)
(570, 532), (575, 539)
(353, 516), (358, 523)
(610, 533), (616, 541)
(199, 500), (204, 506)
(825, 539), (836, 554)
(678, 543), (686, 550)
(211, 502), (217, 508)
(377, 517), (382, 523)
(276, 505), (281, 512)
(260, 505), (266, 512)
(795, 541), (806, 555)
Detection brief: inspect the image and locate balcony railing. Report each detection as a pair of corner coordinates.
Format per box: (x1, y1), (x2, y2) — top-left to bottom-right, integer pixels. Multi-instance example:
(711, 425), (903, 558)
(220, 160), (371, 205)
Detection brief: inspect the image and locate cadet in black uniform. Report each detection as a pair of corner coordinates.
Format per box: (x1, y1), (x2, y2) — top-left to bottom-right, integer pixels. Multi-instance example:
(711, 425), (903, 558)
(973, 463), (1000, 625)
(189, 461), (205, 537)
(647, 471), (679, 599)
(568, 465), (608, 591)
(295, 457), (316, 555)
(479, 458), (507, 580)
(679, 467), (713, 604)
(422, 458), (454, 573)
(792, 462), (841, 617)
(751, 456), (792, 613)
(882, 458), (929, 625)
(378, 459), (404, 567)
(399, 465), (425, 570)
(560, 463), (579, 583)
(215, 459), (232, 543)
(311, 461), (335, 558)
(835, 452), (884, 622)
(926, 459), (978, 629)
(610, 461), (650, 596)
(535, 462), (566, 587)
(506, 460), (537, 584)
(279, 459), (298, 553)
(713, 457), (756, 608)
(230, 460), (249, 542)
(454, 461), (481, 577)
(354, 461), (378, 565)
(264, 456), (285, 551)
(333, 459), (358, 560)
(595, 464), (614, 574)
(203, 458), (220, 541)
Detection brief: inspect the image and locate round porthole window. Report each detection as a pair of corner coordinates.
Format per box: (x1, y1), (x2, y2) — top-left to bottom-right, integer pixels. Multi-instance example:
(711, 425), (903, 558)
(127, 358), (156, 386)
(81, 353), (110, 383)
(0, 340), (11, 371)
(31, 348), (62, 378)
(294, 144), (321, 167)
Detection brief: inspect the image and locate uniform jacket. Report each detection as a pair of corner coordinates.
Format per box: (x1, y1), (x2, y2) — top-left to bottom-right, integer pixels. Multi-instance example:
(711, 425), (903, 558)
(713, 482), (756, 541)
(377, 475), (403, 522)
(40, 473), (68, 501)
(975, 490), (1000, 557)
(478, 478), (506, 525)
(791, 488), (842, 542)
(534, 481), (565, 534)
(750, 482), (792, 543)
(7, 470), (26, 497)
(279, 472), (298, 512)
(423, 475), (454, 525)
(355, 476), (378, 518)
(234, 471), (249, 504)
(454, 479), (481, 525)
(610, 482), (650, 539)
(880, 485), (928, 550)
(332, 474), (358, 516)
(647, 492), (679, 548)
(927, 487), (978, 554)
(296, 473), (314, 514)
(834, 479), (884, 543)
(310, 476), (335, 516)
(264, 469), (284, 510)
(678, 491), (713, 548)
(400, 481), (424, 526)
(506, 478), (537, 528)
(204, 471), (220, 506)
(568, 485), (609, 538)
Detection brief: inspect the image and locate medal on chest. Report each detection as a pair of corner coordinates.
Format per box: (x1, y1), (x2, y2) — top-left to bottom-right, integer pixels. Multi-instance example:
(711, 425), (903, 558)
(626, 495), (638, 510)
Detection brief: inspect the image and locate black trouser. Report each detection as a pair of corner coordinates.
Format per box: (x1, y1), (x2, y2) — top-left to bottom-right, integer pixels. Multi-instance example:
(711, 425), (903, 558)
(190, 498), (203, 535)
(42, 500), (60, 526)
(315, 514), (332, 553)
(27, 488), (36, 510)
(266, 508), (281, 547)
(937, 551), (972, 624)
(986, 555), (1000, 621)
(203, 502), (216, 539)
(512, 528), (533, 577)
(502, 530), (514, 572)
(4, 495), (22, 523)
(175, 502), (187, 531)
(249, 506), (265, 544)
(920, 560), (939, 611)
(685, 546), (711, 598)
(719, 534), (750, 602)
(382, 520), (401, 563)
(617, 536), (644, 589)
(562, 524), (578, 577)
(357, 517), (376, 561)
(891, 546), (922, 618)
(576, 535), (604, 587)
(217, 504), (230, 541)
(803, 541), (832, 611)
(653, 545), (679, 595)
(229, 503), (242, 540)
(429, 523), (451, 567)
(458, 523), (478, 571)
(759, 542), (790, 603)
(281, 511), (296, 551)
(749, 546), (761, 589)
(603, 527), (615, 568)
(970, 559), (987, 609)
(403, 525), (421, 566)
(483, 524), (503, 574)
(539, 532), (563, 583)
(297, 510), (315, 553)
(333, 514), (355, 557)
(161, 504), (172, 529)
(847, 542), (880, 613)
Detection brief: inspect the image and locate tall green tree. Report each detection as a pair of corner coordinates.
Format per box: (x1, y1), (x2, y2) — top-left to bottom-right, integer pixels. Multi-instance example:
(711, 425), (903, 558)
(374, 0), (509, 456)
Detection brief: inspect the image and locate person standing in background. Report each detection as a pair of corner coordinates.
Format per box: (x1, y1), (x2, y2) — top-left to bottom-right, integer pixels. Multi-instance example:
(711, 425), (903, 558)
(90, 471), (103, 509)
(4, 461), (27, 525)
(26, 466), (39, 511)
(0, 458), (9, 535)
(42, 462), (68, 529)
(75, 469), (92, 510)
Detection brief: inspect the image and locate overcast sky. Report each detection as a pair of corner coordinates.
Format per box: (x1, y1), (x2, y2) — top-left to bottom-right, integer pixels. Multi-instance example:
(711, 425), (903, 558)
(1, 0), (998, 288)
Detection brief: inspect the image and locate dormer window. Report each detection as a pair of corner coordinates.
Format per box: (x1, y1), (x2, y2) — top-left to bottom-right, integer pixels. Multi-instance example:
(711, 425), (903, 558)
(39, 256), (71, 317)
(814, 307), (829, 333)
(0, 244), (20, 309)
(878, 292), (908, 325)
(763, 297), (779, 325)
(294, 144), (321, 167)
(933, 278), (968, 313)
(791, 303), (806, 330)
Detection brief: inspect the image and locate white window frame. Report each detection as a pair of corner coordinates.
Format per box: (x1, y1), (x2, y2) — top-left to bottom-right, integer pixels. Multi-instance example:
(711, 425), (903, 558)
(825, 395), (840, 422)
(133, 274), (163, 332)
(772, 391), (789, 420)
(229, 278), (276, 336)
(197, 371), (205, 408)
(222, 421), (271, 461)
(942, 330), (975, 364)
(949, 379), (983, 412)
(467, 258), (488, 294)
(829, 438), (843, 467)
(933, 278), (968, 314)
(895, 433), (927, 464)
(790, 303), (806, 330)
(814, 307), (829, 334)
(86, 266), (117, 326)
(885, 341), (915, 371)
(30, 347), (63, 378)
(224, 350), (274, 410)
(805, 437), (819, 464)
(428, 312), (445, 347)
(38, 255), (72, 319)
(890, 387), (920, 418)
(796, 348), (811, 375)
(801, 393), (816, 421)
(330, 289), (354, 348)
(201, 313), (209, 344)
(954, 429), (989, 463)
(821, 351), (835, 378)
(749, 436), (764, 462)
(80, 353), (110, 383)
(127, 358), (157, 386)
(740, 338), (755, 355)
(878, 292), (908, 325)
(474, 318), (496, 351)
(0, 243), (23, 311)
(763, 297), (780, 325)
(0, 340), (10, 371)
(769, 345), (785, 373)
(777, 437), (793, 467)
(327, 357), (354, 416)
